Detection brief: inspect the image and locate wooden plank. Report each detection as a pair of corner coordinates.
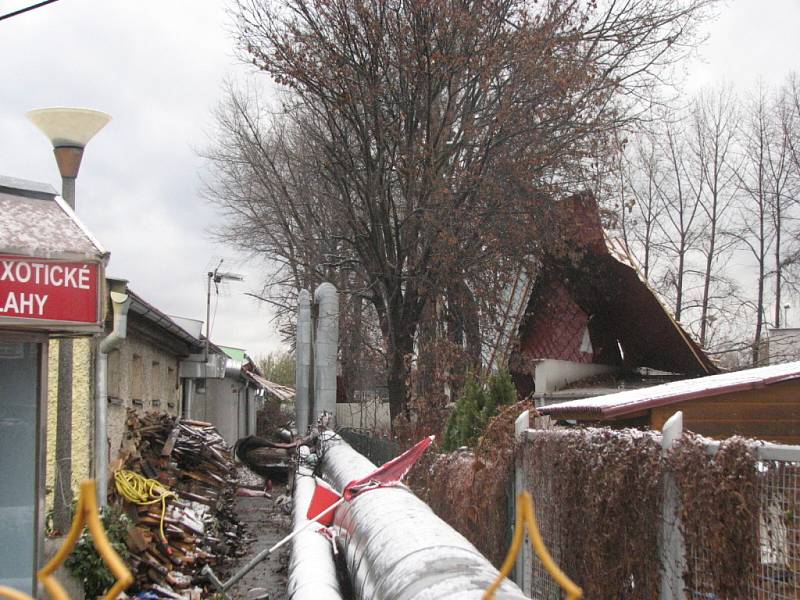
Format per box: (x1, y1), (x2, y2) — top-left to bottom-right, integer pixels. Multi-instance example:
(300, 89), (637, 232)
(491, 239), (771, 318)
(160, 426), (181, 457)
(686, 421), (800, 439)
(661, 402), (800, 423)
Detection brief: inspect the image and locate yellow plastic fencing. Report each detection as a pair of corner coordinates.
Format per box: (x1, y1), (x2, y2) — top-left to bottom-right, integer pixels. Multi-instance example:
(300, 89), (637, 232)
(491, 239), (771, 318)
(0, 480), (133, 600)
(484, 490), (583, 600)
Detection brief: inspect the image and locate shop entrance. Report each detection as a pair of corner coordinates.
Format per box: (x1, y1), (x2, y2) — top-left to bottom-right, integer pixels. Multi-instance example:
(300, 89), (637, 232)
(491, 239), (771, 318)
(0, 335), (45, 596)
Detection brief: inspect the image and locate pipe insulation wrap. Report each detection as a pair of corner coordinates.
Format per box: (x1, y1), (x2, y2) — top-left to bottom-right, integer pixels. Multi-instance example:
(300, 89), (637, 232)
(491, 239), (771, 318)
(320, 436), (529, 600)
(314, 283), (338, 424)
(295, 290), (312, 434)
(288, 470), (344, 600)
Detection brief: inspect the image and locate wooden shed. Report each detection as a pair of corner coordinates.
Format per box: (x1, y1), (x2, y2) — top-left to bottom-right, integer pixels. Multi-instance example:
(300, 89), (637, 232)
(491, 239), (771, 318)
(537, 361), (800, 445)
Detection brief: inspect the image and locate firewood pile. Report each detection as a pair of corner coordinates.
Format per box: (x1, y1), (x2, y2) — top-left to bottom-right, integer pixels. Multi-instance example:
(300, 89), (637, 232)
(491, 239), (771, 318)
(112, 410), (247, 598)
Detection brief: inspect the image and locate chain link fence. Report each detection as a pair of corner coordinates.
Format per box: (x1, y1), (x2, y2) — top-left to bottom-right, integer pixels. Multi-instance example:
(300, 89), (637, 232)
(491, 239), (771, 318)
(517, 416), (800, 599)
(685, 448), (800, 600)
(338, 427), (400, 466)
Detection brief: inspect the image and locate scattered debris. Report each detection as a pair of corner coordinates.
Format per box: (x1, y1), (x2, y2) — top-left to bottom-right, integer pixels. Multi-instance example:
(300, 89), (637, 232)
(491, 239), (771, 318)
(112, 410), (246, 598)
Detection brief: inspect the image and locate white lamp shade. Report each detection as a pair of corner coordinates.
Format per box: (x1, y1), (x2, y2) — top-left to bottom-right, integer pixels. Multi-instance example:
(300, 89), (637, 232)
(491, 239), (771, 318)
(26, 107), (111, 148)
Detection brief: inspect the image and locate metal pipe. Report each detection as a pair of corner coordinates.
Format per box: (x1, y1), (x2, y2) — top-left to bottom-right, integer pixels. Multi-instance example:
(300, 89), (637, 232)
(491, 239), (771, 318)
(95, 283), (131, 506)
(183, 377), (194, 419)
(319, 435), (529, 600)
(314, 283), (338, 425)
(295, 289), (312, 434)
(287, 470), (344, 600)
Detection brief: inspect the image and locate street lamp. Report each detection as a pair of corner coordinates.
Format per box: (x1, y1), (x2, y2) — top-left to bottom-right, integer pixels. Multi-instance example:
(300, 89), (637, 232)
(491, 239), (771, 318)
(26, 107), (110, 530)
(26, 107), (111, 209)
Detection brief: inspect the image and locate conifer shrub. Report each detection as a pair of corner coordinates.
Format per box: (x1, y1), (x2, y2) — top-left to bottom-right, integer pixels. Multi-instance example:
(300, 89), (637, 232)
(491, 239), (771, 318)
(442, 369), (516, 451)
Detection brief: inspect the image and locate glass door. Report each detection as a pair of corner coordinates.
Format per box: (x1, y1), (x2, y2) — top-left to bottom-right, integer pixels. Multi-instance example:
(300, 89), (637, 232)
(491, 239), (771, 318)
(0, 338), (43, 596)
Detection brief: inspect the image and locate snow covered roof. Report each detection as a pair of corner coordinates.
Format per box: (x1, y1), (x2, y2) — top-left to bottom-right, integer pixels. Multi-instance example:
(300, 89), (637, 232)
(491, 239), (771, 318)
(539, 361), (800, 419)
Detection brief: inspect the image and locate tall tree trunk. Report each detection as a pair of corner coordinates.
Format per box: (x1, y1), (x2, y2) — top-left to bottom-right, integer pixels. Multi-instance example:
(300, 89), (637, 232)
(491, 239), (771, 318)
(675, 246), (685, 322)
(387, 331), (414, 423)
(700, 221), (716, 347)
(775, 212), (782, 328)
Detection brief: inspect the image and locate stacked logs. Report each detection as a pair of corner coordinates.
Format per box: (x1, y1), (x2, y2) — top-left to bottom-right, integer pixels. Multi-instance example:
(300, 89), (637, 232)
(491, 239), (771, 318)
(114, 410), (246, 597)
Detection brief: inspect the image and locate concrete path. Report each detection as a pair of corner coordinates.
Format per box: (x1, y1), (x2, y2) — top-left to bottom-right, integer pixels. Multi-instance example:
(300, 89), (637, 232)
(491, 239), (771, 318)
(227, 488), (291, 600)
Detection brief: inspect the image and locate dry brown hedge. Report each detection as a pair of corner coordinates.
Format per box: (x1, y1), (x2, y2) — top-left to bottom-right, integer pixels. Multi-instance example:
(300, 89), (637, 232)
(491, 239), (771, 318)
(410, 414), (762, 599)
(668, 435), (759, 599)
(407, 399), (532, 566)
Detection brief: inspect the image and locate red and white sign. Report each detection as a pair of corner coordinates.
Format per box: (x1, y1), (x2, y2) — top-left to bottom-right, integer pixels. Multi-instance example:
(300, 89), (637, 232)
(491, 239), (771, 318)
(0, 255), (100, 324)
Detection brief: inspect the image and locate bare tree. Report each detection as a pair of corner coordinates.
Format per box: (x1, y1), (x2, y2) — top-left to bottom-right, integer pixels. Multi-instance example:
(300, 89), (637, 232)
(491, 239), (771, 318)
(768, 88), (799, 328)
(736, 86), (776, 365)
(616, 128), (668, 284)
(653, 111), (705, 322)
(690, 85), (741, 347)
(215, 0), (715, 420)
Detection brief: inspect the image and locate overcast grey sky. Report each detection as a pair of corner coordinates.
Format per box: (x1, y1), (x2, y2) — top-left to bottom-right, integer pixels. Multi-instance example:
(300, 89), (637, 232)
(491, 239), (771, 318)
(0, 0), (798, 355)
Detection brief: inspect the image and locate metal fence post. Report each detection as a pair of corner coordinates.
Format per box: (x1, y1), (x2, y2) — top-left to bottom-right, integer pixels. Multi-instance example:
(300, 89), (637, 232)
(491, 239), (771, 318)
(513, 410), (530, 592)
(661, 411), (686, 600)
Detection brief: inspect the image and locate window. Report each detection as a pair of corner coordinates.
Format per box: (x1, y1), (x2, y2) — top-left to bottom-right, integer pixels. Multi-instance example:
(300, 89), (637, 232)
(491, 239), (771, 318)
(150, 361), (161, 403)
(166, 366), (175, 403)
(131, 354), (143, 402)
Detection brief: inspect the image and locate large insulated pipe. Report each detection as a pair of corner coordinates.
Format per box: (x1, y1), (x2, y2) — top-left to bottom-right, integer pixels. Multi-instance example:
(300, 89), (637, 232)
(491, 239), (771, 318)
(295, 289), (312, 434)
(287, 469), (344, 600)
(313, 283), (338, 425)
(319, 436), (529, 600)
(96, 281), (131, 506)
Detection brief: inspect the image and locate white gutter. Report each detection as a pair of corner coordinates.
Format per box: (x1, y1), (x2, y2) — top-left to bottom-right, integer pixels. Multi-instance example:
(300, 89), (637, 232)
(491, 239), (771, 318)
(95, 281), (131, 506)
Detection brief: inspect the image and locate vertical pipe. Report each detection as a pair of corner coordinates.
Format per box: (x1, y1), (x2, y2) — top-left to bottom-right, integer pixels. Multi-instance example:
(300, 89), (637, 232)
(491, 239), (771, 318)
(513, 410), (530, 589)
(60, 176), (76, 210)
(95, 350), (108, 503)
(296, 290), (312, 434)
(96, 287), (131, 506)
(52, 337), (74, 532)
(660, 411), (686, 600)
(314, 283), (338, 426)
(183, 378), (194, 419)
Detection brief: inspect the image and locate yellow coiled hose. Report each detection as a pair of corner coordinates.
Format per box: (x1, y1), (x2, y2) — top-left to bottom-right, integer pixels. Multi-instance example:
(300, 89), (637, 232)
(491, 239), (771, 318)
(114, 470), (176, 545)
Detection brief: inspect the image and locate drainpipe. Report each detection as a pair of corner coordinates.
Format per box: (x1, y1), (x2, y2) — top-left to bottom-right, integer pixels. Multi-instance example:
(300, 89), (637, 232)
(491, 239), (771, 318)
(95, 281), (131, 507)
(295, 290), (312, 434)
(314, 283), (338, 426)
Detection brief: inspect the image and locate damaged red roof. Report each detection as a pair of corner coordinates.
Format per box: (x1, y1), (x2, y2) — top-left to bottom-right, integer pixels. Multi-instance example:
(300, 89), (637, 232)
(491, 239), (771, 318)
(514, 193), (717, 377)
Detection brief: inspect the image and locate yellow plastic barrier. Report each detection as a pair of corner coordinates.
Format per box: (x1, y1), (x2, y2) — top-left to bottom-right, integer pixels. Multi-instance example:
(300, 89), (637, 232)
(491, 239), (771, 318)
(0, 480), (133, 600)
(484, 490), (583, 600)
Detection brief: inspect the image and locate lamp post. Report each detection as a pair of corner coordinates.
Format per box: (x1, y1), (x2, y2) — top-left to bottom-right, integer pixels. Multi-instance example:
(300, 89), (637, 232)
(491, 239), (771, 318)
(26, 107), (110, 530)
(27, 107), (111, 209)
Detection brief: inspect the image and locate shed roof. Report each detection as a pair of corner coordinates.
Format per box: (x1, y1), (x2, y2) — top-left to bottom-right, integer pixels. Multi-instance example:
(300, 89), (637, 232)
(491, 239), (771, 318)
(243, 368), (296, 402)
(538, 361), (800, 420)
(0, 176), (106, 261)
(126, 287), (204, 353)
(220, 346), (246, 362)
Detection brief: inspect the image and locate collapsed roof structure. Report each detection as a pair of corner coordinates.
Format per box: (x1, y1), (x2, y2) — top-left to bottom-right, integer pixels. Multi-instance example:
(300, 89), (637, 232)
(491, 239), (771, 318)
(510, 192), (717, 400)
